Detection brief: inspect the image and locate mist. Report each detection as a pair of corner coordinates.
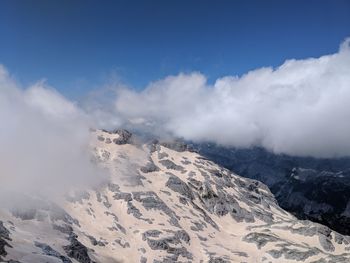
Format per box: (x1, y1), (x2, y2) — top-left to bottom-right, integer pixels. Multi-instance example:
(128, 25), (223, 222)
(114, 38), (350, 158)
(0, 66), (105, 207)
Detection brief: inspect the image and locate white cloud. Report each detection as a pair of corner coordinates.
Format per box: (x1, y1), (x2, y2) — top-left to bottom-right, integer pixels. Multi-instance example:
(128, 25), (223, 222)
(1, 37), (349, 203)
(0, 66), (103, 206)
(114, 38), (350, 158)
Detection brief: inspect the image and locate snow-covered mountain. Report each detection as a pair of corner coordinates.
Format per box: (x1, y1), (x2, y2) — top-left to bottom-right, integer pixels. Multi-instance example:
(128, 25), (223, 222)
(1, 130), (350, 263)
(194, 144), (350, 236)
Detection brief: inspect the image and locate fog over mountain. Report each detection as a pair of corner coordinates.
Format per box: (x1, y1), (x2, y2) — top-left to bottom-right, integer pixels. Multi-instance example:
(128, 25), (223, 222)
(0, 66), (105, 205)
(114, 38), (350, 158)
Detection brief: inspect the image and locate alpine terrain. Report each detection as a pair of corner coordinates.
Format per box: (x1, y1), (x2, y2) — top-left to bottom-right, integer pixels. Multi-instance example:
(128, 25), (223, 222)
(1, 129), (350, 263)
(195, 144), (350, 236)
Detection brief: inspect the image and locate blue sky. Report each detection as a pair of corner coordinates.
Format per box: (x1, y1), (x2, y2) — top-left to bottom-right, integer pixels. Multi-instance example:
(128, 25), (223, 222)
(1, 0), (350, 99)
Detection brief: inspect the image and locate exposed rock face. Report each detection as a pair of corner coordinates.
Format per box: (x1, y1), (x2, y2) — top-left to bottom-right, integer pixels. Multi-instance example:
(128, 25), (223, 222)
(160, 140), (195, 153)
(0, 221), (11, 261)
(97, 128), (132, 145)
(112, 129), (132, 145)
(35, 241), (72, 263)
(0, 129), (350, 262)
(195, 143), (350, 236)
(274, 168), (350, 236)
(64, 233), (94, 263)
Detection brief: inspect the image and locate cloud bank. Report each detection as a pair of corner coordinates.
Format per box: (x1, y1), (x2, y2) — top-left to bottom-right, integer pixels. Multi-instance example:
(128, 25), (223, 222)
(0, 66), (103, 206)
(114, 38), (350, 158)
(1, 37), (349, 201)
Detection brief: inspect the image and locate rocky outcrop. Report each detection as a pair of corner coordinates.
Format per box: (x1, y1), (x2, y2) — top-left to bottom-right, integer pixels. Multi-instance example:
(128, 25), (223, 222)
(63, 233), (94, 263)
(112, 129), (132, 145)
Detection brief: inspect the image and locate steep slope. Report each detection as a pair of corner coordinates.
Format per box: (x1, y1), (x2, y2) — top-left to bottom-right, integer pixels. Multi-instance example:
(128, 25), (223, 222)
(273, 168), (350, 236)
(1, 130), (350, 263)
(194, 144), (350, 235)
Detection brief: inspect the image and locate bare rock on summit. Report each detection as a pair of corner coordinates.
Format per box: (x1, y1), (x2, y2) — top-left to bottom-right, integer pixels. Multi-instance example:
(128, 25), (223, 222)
(112, 129), (132, 145)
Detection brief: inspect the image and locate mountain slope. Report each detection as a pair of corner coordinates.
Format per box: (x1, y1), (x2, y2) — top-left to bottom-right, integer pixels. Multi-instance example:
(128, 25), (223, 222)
(1, 130), (350, 263)
(194, 144), (350, 235)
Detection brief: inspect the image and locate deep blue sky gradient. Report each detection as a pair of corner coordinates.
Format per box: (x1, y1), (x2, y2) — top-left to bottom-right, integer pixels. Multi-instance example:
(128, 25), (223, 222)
(1, 0), (350, 98)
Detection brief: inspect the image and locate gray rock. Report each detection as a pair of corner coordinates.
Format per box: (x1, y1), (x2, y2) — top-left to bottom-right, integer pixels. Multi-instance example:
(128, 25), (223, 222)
(116, 223), (126, 234)
(127, 201), (143, 218)
(181, 160), (191, 165)
(310, 259), (327, 263)
(158, 152), (169, 159)
(140, 160), (160, 173)
(190, 201), (219, 230)
(146, 237), (192, 261)
(97, 135), (105, 142)
(0, 222), (10, 240)
(159, 160), (185, 172)
(52, 223), (74, 235)
(208, 257), (230, 263)
(143, 230), (162, 240)
(334, 232), (350, 245)
(190, 221), (206, 232)
(243, 232), (280, 249)
(133, 191), (180, 227)
(49, 204), (80, 227)
(319, 234), (335, 252)
(160, 141), (189, 152)
(0, 221), (11, 260)
(35, 241), (72, 263)
(197, 235), (207, 241)
(108, 183), (120, 193)
(115, 238), (130, 248)
(85, 235), (106, 247)
(112, 129), (132, 145)
(179, 197), (188, 205)
(268, 247), (318, 261)
(113, 192), (132, 202)
(139, 248), (146, 254)
(175, 230), (191, 243)
(166, 175), (194, 200)
(102, 195), (112, 209)
(147, 238), (169, 250)
(63, 233), (94, 263)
